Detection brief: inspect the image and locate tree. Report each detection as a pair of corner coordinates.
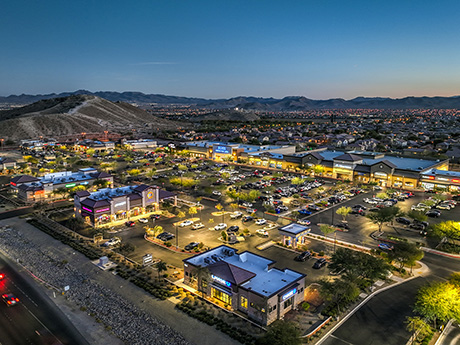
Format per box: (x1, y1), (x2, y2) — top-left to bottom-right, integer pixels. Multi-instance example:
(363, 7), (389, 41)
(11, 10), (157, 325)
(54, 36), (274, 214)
(215, 203), (224, 222)
(414, 281), (460, 328)
(155, 261), (168, 282)
(389, 242), (424, 270)
(230, 203), (239, 212)
(431, 221), (460, 246)
(448, 272), (460, 288)
(407, 210), (428, 223)
(366, 206), (402, 232)
(188, 206), (198, 218)
(336, 206), (352, 221)
(405, 316), (432, 345)
(256, 320), (301, 345)
(320, 224), (336, 238)
(291, 177), (304, 185)
(319, 278), (360, 313)
(328, 248), (391, 284)
(376, 192), (389, 200)
(221, 230), (228, 242)
(191, 266), (210, 298)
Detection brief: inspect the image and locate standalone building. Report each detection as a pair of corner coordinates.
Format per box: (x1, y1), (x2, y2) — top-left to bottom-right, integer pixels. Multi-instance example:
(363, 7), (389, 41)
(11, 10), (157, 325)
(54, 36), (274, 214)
(74, 184), (176, 227)
(10, 168), (113, 203)
(183, 245), (306, 326)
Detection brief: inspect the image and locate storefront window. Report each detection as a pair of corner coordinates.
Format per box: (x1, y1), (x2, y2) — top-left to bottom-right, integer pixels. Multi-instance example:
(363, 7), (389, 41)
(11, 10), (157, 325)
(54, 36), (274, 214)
(240, 296), (248, 309)
(211, 287), (231, 305)
(284, 297), (293, 309)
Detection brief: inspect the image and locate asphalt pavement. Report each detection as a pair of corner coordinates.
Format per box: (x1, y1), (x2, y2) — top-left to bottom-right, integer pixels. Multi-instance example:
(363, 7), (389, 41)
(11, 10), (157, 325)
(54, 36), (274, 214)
(0, 253), (90, 345)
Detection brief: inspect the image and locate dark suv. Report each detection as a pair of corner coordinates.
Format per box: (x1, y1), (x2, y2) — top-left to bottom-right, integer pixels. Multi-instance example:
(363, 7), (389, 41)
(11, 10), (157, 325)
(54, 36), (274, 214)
(242, 216), (254, 222)
(294, 251), (312, 262)
(395, 217), (411, 225)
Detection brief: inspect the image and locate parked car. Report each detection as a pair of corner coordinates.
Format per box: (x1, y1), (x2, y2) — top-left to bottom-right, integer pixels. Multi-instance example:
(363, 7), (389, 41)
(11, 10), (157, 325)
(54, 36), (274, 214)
(102, 238), (121, 247)
(256, 229), (269, 237)
(214, 223), (227, 231)
(437, 203), (452, 210)
(226, 225), (240, 233)
(395, 217), (411, 225)
(242, 216), (254, 222)
(138, 218), (148, 224)
(185, 242), (199, 251)
(335, 222), (350, 230)
(255, 219), (267, 225)
(212, 191), (222, 196)
(378, 243), (394, 251)
(307, 205), (321, 212)
(125, 221), (136, 227)
(192, 223), (205, 230)
(180, 220), (194, 227)
(313, 258), (327, 269)
(294, 251), (312, 262)
(297, 219), (311, 226)
(426, 210), (441, 218)
(298, 209), (313, 215)
(230, 211), (243, 219)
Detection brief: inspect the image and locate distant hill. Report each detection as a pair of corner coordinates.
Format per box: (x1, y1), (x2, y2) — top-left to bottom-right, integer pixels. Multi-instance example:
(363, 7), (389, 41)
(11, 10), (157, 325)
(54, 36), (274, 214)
(0, 94), (181, 140)
(2, 91), (460, 110)
(189, 109), (260, 122)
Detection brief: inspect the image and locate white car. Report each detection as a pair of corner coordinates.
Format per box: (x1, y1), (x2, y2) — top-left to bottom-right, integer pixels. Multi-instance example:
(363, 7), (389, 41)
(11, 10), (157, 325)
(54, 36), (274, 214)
(214, 223), (227, 231)
(230, 211), (243, 219)
(437, 203), (452, 210)
(180, 220), (194, 227)
(212, 191), (222, 196)
(102, 238), (121, 247)
(192, 223), (205, 230)
(256, 229), (269, 237)
(138, 218), (148, 223)
(255, 219), (267, 225)
(243, 202), (253, 208)
(297, 219), (311, 226)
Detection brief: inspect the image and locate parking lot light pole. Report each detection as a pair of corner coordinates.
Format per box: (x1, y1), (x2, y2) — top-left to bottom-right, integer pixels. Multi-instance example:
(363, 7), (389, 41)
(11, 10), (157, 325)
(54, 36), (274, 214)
(175, 225), (178, 249)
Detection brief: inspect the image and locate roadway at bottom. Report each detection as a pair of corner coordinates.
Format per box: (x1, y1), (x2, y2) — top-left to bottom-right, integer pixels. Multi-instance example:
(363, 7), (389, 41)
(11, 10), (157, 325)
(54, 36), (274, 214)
(0, 254), (90, 345)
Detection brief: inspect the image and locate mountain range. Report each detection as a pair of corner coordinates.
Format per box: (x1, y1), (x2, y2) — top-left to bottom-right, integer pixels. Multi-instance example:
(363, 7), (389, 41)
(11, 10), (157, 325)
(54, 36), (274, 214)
(2, 90), (460, 110)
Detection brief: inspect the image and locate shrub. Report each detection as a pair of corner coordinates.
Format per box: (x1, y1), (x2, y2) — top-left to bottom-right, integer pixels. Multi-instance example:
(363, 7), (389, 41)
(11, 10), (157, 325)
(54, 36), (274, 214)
(301, 302), (310, 312)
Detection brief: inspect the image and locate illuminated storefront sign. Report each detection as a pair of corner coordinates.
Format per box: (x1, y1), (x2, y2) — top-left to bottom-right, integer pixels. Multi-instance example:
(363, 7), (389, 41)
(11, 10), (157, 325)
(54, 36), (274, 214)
(422, 175), (435, 180)
(65, 183), (76, 188)
(96, 208), (110, 213)
(374, 172), (387, 178)
(437, 177), (449, 182)
(334, 163), (352, 169)
(80, 181), (89, 185)
(211, 274), (231, 287)
(147, 191), (154, 199)
(282, 288), (297, 301)
(114, 201), (126, 207)
(214, 146), (231, 154)
(82, 206), (92, 213)
(10, 182), (16, 186)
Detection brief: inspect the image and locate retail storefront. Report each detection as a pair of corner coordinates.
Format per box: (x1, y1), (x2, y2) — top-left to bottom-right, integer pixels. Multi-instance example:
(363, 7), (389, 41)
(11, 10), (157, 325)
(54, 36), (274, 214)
(183, 245), (306, 326)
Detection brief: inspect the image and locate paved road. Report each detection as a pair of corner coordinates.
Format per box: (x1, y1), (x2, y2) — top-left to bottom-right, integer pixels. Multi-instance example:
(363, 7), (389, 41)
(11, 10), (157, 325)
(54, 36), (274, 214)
(439, 321), (460, 345)
(0, 207), (33, 220)
(0, 253), (90, 345)
(319, 252), (460, 345)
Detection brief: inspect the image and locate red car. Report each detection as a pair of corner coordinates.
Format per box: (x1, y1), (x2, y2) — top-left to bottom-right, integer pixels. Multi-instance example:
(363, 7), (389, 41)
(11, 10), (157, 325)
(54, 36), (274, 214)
(125, 221), (135, 227)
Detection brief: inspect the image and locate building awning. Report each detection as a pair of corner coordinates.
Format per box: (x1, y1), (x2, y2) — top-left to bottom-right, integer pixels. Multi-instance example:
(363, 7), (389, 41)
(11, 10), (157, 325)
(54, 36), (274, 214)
(210, 283), (232, 295)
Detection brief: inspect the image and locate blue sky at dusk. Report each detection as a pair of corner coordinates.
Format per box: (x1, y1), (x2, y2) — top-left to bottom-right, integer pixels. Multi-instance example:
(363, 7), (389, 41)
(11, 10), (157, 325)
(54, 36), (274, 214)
(2, 0), (460, 99)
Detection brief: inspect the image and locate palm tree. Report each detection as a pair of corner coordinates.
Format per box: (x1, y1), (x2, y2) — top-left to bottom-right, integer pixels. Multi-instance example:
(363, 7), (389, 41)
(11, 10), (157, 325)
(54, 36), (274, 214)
(155, 261), (167, 282)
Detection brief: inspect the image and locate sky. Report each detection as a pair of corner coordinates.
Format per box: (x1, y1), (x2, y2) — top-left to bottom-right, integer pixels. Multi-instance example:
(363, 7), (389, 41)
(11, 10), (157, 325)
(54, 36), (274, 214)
(2, 0), (460, 99)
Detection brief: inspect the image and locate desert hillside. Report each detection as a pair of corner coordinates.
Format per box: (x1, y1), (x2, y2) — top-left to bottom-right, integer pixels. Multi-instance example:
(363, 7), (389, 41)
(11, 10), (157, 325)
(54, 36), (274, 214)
(0, 95), (182, 140)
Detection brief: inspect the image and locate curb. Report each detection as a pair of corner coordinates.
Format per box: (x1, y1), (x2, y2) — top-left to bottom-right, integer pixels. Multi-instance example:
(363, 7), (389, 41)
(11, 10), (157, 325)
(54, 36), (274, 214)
(315, 263), (429, 345)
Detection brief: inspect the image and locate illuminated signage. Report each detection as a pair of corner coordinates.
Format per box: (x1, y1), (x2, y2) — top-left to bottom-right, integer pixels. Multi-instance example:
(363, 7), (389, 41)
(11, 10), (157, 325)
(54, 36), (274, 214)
(211, 274), (231, 287)
(82, 206), (92, 213)
(147, 191), (154, 199)
(374, 172), (387, 177)
(437, 177), (449, 182)
(214, 146), (231, 154)
(452, 179), (460, 183)
(80, 181), (89, 185)
(10, 182), (16, 186)
(96, 208), (110, 213)
(114, 201), (126, 207)
(334, 163), (352, 169)
(282, 288), (297, 301)
(66, 183), (76, 188)
(422, 175), (435, 180)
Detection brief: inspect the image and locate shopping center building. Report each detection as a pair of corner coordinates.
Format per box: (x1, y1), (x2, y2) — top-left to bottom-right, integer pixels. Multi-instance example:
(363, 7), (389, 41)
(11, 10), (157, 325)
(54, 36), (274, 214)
(183, 245), (306, 326)
(10, 168), (113, 203)
(74, 184), (176, 227)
